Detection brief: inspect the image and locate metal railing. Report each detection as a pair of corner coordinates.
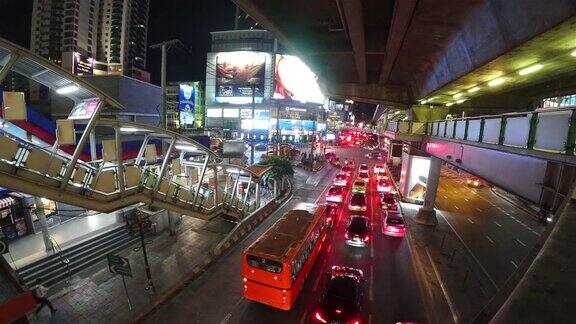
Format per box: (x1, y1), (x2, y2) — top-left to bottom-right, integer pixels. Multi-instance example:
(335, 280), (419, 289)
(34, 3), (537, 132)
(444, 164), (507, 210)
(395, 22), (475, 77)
(385, 107), (576, 155)
(49, 236), (72, 285)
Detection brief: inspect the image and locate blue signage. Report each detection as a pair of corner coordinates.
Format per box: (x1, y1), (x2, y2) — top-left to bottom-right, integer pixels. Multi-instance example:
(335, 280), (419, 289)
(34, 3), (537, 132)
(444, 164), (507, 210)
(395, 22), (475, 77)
(179, 84), (195, 126)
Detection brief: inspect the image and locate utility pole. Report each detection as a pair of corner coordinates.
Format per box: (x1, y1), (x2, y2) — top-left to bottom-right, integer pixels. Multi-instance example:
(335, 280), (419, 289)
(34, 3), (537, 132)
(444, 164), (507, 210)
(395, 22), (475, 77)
(250, 83), (256, 165)
(150, 39), (185, 153)
(234, 6), (241, 30)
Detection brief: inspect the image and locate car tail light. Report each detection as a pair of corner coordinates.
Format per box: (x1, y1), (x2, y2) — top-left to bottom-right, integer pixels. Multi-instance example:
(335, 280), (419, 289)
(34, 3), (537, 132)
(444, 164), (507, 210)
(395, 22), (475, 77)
(315, 311), (328, 323)
(335, 309), (342, 314)
(363, 235), (370, 242)
(348, 320), (361, 324)
(345, 232), (350, 239)
(388, 226), (398, 232)
(326, 217), (332, 222)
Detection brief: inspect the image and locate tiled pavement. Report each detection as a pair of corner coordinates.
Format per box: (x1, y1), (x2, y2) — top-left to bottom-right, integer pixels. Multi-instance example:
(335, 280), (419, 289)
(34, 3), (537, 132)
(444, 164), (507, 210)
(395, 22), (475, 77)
(32, 216), (235, 323)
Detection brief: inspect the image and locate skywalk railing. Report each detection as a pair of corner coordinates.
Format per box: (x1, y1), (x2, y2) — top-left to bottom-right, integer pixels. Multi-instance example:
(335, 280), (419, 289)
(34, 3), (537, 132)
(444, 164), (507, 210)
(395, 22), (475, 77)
(386, 107), (576, 155)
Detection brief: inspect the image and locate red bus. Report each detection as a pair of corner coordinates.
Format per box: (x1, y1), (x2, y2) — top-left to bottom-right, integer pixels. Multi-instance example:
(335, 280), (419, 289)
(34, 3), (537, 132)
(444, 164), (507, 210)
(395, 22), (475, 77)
(242, 202), (328, 310)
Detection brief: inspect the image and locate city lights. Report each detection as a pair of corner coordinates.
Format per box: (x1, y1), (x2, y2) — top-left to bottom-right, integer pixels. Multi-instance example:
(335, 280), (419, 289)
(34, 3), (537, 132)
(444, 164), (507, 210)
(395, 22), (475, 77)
(453, 93), (463, 99)
(467, 86), (480, 93)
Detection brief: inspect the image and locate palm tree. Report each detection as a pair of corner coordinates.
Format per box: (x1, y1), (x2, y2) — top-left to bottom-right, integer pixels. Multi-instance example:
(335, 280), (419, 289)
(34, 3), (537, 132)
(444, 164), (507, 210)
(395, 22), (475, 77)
(259, 156), (294, 193)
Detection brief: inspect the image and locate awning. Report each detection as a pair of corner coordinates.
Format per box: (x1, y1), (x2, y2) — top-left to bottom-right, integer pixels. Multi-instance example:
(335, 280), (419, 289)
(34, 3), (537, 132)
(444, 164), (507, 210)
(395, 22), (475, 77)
(0, 197), (16, 209)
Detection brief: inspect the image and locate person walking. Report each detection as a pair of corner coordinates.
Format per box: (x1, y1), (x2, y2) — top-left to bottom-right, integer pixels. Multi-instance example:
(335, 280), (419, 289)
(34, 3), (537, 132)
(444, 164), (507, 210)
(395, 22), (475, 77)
(32, 278), (57, 315)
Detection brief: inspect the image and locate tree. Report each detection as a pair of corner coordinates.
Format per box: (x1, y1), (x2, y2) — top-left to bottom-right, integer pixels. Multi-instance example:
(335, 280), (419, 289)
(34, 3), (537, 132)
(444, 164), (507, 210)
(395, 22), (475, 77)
(259, 156), (294, 180)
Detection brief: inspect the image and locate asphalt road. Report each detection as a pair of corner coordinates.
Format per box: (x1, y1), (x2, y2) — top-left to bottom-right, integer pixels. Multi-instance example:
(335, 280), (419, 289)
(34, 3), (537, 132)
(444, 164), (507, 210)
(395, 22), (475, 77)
(434, 167), (545, 288)
(145, 147), (426, 324)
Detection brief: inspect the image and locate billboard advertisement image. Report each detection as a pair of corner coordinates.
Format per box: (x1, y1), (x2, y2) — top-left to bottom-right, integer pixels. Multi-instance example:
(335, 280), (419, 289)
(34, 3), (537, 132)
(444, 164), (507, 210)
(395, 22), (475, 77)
(216, 51), (265, 98)
(72, 52), (94, 76)
(274, 55), (324, 104)
(179, 84), (195, 126)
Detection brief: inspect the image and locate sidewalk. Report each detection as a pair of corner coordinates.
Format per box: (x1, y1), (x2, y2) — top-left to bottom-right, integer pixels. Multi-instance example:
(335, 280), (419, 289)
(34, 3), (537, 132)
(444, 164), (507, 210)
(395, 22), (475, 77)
(4, 213), (121, 269)
(32, 215), (234, 323)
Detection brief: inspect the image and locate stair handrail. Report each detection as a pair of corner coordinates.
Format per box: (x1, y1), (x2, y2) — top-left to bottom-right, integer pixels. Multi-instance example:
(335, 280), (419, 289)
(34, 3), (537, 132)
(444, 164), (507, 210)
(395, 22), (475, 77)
(49, 235), (72, 285)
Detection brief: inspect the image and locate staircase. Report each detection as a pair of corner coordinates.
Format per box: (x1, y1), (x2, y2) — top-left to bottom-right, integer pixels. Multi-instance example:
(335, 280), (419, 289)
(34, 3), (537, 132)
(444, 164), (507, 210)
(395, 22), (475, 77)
(17, 225), (148, 288)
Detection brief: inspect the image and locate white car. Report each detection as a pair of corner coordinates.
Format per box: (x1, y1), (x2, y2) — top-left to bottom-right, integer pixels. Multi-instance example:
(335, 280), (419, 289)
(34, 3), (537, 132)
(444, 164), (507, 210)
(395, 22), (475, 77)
(373, 164), (385, 173)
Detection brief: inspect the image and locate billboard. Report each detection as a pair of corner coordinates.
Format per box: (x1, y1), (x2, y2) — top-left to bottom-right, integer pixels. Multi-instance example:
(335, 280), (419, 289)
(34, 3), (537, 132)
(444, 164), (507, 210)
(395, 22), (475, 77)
(274, 54), (324, 104)
(216, 51), (265, 99)
(72, 52), (94, 76)
(178, 84), (195, 126)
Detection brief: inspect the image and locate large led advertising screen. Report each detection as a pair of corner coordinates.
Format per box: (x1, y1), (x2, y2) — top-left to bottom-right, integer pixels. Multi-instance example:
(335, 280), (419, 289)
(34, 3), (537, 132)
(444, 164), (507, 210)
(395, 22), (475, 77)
(179, 84), (195, 126)
(216, 51), (265, 98)
(274, 55), (324, 104)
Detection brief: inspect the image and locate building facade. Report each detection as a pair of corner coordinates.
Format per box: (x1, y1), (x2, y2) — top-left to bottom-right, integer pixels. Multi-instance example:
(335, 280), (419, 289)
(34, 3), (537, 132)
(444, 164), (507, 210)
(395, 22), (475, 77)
(205, 30), (326, 143)
(30, 0), (150, 82)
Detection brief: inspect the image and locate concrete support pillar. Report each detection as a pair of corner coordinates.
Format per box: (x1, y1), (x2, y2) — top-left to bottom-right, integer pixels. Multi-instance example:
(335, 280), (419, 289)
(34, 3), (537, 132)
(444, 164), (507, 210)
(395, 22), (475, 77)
(34, 197), (53, 252)
(406, 107), (414, 121)
(255, 181), (261, 209)
(415, 156), (441, 225)
(273, 179), (278, 198)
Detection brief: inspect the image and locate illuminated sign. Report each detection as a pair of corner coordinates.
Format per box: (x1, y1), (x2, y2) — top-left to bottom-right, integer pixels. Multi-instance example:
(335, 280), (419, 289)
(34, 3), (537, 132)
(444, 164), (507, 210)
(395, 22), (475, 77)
(72, 52), (94, 76)
(68, 98), (100, 119)
(215, 51), (265, 99)
(178, 84), (195, 126)
(274, 54), (324, 104)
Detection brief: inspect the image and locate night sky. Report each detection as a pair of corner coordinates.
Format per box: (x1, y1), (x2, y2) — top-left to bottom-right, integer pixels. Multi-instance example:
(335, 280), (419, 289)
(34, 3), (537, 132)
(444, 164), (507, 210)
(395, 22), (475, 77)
(0, 0), (375, 120)
(0, 0), (236, 85)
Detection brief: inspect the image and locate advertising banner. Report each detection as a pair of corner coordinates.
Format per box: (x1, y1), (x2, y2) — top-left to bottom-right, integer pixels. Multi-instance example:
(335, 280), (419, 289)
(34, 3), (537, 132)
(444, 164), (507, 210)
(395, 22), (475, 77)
(216, 51), (265, 98)
(68, 98), (100, 119)
(274, 54), (324, 104)
(179, 84), (195, 126)
(73, 52), (94, 76)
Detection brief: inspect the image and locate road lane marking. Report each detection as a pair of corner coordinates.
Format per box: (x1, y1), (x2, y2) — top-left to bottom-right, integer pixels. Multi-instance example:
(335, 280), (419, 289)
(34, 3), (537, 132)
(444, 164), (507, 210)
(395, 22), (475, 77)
(299, 310), (308, 324)
(494, 221), (502, 227)
(467, 218), (474, 224)
(516, 238), (526, 247)
(220, 313), (232, 324)
(370, 243), (374, 258)
(438, 212), (499, 290)
(485, 235), (494, 244)
(464, 198), (469, 202)
(327, 244), (332, 253)
(369, 265), (374, 301)
(369, 313), (372, 324)
(425, 247), (460, 323)
(476, 207), (482, 212)
(443, 195), (448, 199)
(510, 260), (519, 269)
(454, 205), (460, 210)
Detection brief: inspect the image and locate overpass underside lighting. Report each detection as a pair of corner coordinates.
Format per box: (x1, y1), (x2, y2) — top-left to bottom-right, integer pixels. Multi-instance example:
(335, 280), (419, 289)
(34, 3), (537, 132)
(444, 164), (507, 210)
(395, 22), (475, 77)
(453, 93), (463, 99)
(467, 86), (480, 93)
(488, 77), (506, 87)
(456, 98), (467, 104)
(446, 102), (454, 107)
(571, 49), (576, 57)
(518, 64), (543, 76)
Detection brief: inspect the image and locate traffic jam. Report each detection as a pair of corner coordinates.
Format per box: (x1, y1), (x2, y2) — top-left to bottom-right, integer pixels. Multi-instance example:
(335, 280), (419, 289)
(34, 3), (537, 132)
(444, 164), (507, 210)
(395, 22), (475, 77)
(242, 131), (407, 324)
(317, 147), (405, 323)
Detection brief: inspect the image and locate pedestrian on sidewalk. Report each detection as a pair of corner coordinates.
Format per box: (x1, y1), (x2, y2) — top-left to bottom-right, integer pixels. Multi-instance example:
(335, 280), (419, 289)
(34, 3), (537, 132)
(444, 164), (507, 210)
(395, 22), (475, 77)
(32, 278), (57, 315)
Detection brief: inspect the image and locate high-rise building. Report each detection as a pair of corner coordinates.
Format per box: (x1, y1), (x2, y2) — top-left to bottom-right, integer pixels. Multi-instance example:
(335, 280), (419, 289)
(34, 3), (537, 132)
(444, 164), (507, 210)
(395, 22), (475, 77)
(31, 0), (100, 64)
(96, 0), (150, 81)
(30, 0), (150, 82)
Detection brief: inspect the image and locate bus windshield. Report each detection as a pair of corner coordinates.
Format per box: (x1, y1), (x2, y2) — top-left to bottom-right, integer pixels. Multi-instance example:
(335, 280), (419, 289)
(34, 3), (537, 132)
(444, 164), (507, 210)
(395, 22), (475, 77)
(247, 255), (283, 273)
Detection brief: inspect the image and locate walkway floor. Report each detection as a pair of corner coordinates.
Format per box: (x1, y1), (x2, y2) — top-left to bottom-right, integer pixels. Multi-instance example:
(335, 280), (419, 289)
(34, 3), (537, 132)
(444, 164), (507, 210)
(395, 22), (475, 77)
(4, 213), (121, 269)
(31, 215), (235, 323)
